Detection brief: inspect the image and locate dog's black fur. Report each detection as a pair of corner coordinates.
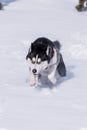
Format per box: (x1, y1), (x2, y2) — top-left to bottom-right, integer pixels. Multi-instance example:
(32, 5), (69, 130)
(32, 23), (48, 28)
(57, 54), (66, 76)
(26, 37), (55, 63)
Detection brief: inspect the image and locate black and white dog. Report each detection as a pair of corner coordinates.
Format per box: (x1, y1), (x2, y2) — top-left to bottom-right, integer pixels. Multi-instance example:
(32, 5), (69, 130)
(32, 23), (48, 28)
(26, 37), (66, 86)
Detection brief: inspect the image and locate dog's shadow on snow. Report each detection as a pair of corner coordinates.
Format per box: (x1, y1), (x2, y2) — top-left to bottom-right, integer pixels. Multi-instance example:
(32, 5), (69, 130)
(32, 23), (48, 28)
(36, 65), (75, 91)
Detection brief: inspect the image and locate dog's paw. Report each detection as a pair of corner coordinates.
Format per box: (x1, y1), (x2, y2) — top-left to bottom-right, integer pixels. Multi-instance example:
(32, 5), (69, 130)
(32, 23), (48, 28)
(30, 81), (36, 86)
(29, 80), (36, 86)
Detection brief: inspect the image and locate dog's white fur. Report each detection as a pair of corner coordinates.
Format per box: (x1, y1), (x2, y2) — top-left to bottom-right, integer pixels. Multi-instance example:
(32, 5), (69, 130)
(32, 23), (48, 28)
(47, 49), (60, 84)
(28, 48), (60, 86)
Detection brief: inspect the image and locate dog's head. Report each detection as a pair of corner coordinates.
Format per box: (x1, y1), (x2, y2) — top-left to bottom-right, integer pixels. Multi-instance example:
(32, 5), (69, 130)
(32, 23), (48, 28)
(26, 38), (54, 75)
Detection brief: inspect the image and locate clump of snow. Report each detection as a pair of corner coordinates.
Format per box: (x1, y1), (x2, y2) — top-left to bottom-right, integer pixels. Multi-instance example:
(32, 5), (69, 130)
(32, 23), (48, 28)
(80, 128), (87, 130)
(0, 0), (16, 6)
(0, 129), (7, 130)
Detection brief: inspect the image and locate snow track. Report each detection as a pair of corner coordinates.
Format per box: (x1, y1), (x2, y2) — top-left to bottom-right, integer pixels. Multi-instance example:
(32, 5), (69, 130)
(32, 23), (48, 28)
(0, 0), (87, 130)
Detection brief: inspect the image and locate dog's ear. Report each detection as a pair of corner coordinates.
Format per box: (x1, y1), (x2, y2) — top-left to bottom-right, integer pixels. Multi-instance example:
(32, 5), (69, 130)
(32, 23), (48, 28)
(29, 45), (31, 53)
(57, 54), (66, 76)
(46, 46), (54, 58)
(26, 53), (29, 60)
(26, 44), (32, 60)
(46, 46), (49, 56)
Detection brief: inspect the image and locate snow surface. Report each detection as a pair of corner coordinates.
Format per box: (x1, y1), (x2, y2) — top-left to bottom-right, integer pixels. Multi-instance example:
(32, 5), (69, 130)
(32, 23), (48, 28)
(0, 0), (87, 130)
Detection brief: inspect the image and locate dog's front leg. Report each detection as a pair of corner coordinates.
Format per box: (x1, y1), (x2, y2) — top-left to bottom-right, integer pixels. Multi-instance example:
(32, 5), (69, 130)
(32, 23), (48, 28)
(29, 72), (36, 86)
(48, 67), (57, 84)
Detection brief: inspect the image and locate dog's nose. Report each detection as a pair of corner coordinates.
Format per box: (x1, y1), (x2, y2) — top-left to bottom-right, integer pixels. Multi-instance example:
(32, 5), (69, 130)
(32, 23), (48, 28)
(32, 69), (37, 74)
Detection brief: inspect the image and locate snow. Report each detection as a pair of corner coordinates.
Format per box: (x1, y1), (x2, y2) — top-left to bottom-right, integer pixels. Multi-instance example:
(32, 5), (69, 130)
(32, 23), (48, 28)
(0, 0), (87, 130)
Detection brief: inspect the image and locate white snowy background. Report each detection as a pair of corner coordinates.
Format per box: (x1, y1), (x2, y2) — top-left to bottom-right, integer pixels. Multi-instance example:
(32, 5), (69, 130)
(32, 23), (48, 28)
(0, 0), (87, 130)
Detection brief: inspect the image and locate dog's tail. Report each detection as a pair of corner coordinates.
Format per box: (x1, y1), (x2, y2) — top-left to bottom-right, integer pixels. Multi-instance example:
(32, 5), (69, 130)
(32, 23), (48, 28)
(53, 40), (61, 51)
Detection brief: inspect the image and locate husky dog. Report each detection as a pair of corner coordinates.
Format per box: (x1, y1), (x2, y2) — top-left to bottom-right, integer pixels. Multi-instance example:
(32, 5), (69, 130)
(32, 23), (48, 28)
(26, 37), (66, 86)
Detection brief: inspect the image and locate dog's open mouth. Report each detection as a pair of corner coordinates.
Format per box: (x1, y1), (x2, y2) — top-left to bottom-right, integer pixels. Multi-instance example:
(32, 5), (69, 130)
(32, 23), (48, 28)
(34, 74), (39, 76)
(34, 73), (41, 78)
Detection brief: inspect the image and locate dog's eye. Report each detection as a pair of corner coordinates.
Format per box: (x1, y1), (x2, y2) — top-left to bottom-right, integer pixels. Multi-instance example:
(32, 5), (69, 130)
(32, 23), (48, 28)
(32, 57), (36, 64)
(37, 58), (41, 64)
(37, 61), (41, 64)
(32, 61), (35, 64)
